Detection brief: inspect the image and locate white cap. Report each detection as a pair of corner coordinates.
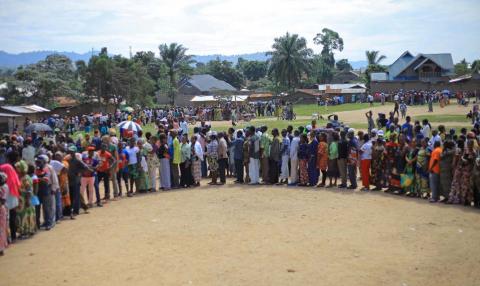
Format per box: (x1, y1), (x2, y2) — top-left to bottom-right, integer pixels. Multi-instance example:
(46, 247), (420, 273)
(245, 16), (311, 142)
(348, 128), (355, 133)
(371, 128), (378, 134)
(377, 130), (384, 137)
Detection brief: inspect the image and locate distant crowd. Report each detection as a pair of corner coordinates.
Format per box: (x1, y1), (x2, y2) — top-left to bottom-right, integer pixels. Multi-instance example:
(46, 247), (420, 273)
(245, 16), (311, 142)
(1, 95), (480, 257)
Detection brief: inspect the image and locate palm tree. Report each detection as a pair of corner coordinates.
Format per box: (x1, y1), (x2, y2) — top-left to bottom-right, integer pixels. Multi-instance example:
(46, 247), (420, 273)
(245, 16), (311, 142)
(267, 32), (313, 91)
(365, 50), (386, 66)
(159, 43), (194, 104)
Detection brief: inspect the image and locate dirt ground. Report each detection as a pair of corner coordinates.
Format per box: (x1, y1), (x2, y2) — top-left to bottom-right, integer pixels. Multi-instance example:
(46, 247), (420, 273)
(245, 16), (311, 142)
(1, 181), (480, 286)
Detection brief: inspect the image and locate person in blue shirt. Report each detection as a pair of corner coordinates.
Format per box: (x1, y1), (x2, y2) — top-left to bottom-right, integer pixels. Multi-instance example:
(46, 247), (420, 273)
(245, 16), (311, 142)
(401, 116), (414, 140)
(232, 130), (245, 183)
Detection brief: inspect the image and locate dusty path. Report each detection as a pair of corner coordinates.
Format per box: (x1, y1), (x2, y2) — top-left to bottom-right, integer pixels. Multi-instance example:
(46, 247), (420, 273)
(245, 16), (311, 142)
(1, 182), (479, 286)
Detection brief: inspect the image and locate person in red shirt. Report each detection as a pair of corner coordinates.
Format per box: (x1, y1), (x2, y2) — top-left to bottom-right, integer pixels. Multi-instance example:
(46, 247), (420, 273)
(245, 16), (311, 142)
(429, 141), (442, 202)
(97, 143), (116, 201)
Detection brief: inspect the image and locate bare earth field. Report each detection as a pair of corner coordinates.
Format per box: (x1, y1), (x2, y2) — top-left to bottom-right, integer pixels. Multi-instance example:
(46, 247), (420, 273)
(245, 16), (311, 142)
(1, 181), (480, 286)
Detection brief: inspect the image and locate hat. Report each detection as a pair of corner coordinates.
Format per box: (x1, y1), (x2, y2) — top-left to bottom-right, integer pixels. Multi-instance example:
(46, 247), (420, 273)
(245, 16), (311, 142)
(38, 154), (49, 163)
(371, 128), (377, 134)
(87, 146), (96, 151)
(377, 130), (385, 137)
(348, 128), (355, 133)
(68, 145), (77, 152)
(306, 125), (312, 131)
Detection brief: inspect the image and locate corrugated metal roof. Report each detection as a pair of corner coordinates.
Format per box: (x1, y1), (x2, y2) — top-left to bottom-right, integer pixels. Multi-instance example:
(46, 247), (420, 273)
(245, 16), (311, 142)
(388, 51), (414, 80)
(391, 53), (454, 79)
(1, 104), (50, 114)
(0, 112), (21, 117)
(318, 83), (366, 91)
(190, 95), (248, 102)
(184, 74), (236, 92)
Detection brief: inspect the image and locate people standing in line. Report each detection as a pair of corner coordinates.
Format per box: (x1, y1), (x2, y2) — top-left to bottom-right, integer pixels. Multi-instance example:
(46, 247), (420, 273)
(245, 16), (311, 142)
(279, 129), (290, 185)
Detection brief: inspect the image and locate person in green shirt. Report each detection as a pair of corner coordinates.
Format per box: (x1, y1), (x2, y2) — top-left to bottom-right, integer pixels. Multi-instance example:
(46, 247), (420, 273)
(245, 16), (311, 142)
(260, 126), (272, 184)
(327, 132), (339, 188)
(171, 130), (181, 188)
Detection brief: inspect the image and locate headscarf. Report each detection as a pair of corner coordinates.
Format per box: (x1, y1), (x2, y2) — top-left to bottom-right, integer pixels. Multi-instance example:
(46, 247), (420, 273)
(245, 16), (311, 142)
(0, 163), (21, 198)
(15, 160), (28, 175)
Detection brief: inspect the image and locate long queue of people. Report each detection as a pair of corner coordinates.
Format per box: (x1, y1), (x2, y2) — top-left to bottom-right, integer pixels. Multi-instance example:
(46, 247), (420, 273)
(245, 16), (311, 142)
(2, 108), (480, 257)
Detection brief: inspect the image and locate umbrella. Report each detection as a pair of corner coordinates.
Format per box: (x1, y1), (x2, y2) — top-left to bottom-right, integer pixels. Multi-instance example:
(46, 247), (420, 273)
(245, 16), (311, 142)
(121, 106), (134, 112)
(118, 120), (142, 132)
(25, 123), (53, 133)
(442, 89), (450, 94)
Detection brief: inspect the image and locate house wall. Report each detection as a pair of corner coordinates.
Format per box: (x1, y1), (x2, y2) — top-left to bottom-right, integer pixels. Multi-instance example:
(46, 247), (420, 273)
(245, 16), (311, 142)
(370, 80), (480, 94)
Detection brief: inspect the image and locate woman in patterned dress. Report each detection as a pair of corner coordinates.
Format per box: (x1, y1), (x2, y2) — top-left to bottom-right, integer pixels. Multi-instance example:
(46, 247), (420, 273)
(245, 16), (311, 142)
(298, 134), (309, 186)
(0, 172), (8, 255)
(191, 135), (203, 186)
(316, 132), (328, 187)
(415, 138), (430, 198)
(448, 139), (476, 205)
(371, 138), (386, 191)
(404, 139), (417, 196)
(15, 160), (36, 238)
(206, 132), (219, 185)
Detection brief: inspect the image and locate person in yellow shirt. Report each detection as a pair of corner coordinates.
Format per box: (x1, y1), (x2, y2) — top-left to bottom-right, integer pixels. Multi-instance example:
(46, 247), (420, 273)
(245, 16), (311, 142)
(171, 130), (181, 188)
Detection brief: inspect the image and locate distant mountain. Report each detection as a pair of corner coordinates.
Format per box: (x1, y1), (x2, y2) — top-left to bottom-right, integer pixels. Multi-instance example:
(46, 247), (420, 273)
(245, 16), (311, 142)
(0, 50), (101, 68)
(0, 50), (369, 69)
(349, 60), (368, 70)
(192, 52), (270, 64)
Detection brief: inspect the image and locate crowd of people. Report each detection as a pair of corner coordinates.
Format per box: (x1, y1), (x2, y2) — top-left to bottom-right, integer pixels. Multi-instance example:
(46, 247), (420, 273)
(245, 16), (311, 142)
(1, 99), (480, 257)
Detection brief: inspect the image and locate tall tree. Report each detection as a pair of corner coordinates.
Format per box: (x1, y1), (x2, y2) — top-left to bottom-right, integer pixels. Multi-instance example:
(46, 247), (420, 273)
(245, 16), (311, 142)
(311, 55), (334, 84)
(159, 43), (194, 104)
(267, 32), (313, 91)
(335, 59), (352, 71)
(237, 59), (268, 81)
(313, 28), (344, 68)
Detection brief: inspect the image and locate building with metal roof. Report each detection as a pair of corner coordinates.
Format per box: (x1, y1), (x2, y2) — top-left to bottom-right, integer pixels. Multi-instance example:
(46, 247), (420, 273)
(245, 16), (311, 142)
(372, 51), (454, 82)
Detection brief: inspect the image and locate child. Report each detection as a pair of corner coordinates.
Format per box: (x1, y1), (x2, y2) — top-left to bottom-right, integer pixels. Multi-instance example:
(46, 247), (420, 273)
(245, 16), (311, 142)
(0, 172), (8, 256)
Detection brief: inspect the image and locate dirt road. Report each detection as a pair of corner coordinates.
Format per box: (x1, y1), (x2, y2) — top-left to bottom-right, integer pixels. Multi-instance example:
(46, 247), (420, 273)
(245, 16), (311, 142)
(1, 183), (479, 286)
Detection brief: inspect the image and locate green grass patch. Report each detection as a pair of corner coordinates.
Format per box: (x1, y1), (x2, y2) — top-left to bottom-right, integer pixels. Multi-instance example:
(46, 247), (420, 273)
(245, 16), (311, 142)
(294, 103), (390, 116)
(412, 114), (469, 123)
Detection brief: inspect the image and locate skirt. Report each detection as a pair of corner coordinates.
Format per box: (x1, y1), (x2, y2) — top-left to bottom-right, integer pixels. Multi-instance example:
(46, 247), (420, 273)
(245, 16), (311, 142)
(192, 159), (202, 183)
(328, 159), (339, 177)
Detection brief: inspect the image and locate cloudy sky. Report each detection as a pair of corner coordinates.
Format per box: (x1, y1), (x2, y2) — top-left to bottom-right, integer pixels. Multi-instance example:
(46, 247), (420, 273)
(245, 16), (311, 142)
(1, 0), (479, 63)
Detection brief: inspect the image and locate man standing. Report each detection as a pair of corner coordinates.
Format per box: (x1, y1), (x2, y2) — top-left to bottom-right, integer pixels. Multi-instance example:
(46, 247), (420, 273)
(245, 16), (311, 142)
(429, 141), (442, 203)
(97, 143), (115, 201)
(289, 130), (300, 186)
(260, 126), (271, 184)
(248, 126), (260, 185)
(269, 128), (281, 185)
(217, 132), (228, 185)
(171, 130), (181, 188)
(279, 129), (290, 185)
(232, 130), (245, 183)
(337, 131), (349, 188)
(347, 129), (358, 190)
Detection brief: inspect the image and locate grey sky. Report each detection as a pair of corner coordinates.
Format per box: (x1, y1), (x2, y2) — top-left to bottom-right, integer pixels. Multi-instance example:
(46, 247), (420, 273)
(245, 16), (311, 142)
(0, 0), (479, 63)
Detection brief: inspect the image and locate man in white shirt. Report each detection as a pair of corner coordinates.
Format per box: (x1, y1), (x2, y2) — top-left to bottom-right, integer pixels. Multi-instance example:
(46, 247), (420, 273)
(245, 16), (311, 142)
(179, 117), (188, 135)
(289, 130), (300, 185)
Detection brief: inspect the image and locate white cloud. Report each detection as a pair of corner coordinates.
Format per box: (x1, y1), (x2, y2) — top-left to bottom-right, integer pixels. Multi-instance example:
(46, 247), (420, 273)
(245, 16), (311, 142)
(0, 0), (479, 62)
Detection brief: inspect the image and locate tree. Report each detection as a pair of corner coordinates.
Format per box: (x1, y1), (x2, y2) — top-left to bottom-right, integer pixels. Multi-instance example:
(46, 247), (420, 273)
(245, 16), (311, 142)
(11, 54), (81, 107)
(311, 55), (334, 84)
(364, 50), (387, 90)
(365, 50), (386, 66)
(237, 58), (268, 81)
(159, 43), (194, 104)
(335, 59), (352, 71)
(454, 59), (470, 76)
(205, 58), (244, 88)
(267, 32), (313, 91)
(86, 48), (114, 105)
(313, 28), (344, 68)
(472, 60), (480, 73)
